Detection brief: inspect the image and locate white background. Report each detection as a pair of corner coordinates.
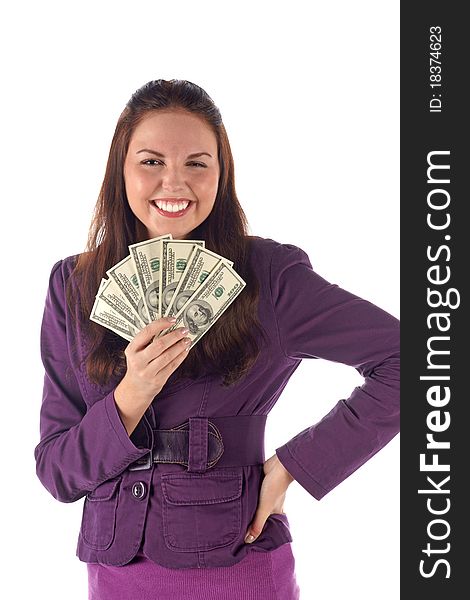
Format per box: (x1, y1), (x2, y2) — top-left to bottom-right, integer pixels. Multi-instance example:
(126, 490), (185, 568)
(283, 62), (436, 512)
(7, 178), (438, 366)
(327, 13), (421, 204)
(0, 1), (399, 598)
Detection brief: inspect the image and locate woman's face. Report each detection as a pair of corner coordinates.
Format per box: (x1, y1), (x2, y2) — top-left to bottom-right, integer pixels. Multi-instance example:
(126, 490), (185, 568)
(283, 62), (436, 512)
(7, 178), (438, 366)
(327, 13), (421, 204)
(123, 109), (220, 240)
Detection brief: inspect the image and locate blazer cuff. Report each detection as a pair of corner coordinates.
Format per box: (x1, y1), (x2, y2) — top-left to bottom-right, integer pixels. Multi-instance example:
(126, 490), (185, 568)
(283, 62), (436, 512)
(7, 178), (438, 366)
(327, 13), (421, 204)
(105, 390), (152, 456)
(275, 445), (327, 501)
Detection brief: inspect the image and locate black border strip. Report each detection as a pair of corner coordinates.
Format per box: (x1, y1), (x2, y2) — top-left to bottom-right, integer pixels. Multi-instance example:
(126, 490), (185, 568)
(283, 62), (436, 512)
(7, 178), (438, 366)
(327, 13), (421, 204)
(401, 2), (466, 596)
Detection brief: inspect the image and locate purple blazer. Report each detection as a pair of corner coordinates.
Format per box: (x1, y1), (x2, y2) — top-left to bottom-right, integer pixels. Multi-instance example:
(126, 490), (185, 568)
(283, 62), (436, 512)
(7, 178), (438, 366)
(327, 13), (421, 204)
(34, 236), (400, 568)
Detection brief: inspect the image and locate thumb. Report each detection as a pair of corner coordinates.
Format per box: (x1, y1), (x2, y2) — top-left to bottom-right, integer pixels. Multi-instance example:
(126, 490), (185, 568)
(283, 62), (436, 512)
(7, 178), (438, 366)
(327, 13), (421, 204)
(244, 512), (267, 544)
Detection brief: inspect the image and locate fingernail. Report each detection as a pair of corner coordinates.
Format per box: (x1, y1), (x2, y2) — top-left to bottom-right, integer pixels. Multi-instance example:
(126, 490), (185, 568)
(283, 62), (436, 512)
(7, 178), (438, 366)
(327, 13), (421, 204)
(168, 317), (177, 322)
(245, 534), (255, 543)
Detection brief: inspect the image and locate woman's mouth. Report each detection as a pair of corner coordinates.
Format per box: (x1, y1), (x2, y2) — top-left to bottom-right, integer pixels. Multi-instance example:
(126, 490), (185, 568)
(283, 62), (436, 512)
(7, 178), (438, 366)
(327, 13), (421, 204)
(150, 199), (194, 218)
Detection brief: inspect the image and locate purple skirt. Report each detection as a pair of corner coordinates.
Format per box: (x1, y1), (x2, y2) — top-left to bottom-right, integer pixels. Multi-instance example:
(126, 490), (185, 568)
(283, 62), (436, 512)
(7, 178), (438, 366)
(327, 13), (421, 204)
(87, 542), (301, 599)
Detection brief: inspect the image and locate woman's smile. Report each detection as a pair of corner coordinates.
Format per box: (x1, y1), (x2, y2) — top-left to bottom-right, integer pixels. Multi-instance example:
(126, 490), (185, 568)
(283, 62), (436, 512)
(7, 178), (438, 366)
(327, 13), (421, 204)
(150, 197), (195, 218)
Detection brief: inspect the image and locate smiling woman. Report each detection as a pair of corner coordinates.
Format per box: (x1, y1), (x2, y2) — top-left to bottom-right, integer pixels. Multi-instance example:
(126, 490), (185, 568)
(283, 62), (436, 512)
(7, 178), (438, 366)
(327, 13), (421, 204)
(34, 78), (399, 600)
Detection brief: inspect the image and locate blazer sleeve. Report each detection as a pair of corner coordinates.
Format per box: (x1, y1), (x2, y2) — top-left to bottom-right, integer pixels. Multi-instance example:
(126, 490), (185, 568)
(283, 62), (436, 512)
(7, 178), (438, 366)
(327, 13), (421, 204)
(33, 259), (152, 503)
(272, 243), (400, 501)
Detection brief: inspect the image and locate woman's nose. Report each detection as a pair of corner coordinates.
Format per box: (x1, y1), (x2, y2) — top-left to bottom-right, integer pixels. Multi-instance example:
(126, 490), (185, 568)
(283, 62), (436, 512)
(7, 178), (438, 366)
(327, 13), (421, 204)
(161, 167), (185, 188)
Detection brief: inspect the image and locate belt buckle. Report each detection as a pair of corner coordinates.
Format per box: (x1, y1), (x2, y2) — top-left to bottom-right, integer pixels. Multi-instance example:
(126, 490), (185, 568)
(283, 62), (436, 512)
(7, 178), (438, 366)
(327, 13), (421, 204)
(185, 417), (224, 472)
(151, 418), (224, 472)
(128, 448), (153, 471)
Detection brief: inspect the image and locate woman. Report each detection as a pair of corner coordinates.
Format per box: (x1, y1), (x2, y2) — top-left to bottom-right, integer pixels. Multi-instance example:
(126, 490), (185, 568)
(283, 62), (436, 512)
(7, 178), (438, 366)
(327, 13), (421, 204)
(34, 79), (400, 599)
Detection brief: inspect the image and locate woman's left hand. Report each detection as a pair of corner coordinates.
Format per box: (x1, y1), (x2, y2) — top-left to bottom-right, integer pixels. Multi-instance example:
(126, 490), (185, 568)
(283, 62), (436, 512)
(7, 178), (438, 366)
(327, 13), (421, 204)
(244, 454), (295, 544)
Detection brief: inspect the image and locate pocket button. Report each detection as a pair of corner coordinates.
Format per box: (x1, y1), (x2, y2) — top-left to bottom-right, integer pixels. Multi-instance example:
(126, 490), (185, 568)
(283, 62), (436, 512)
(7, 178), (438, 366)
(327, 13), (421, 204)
(132, 481), (147, 500)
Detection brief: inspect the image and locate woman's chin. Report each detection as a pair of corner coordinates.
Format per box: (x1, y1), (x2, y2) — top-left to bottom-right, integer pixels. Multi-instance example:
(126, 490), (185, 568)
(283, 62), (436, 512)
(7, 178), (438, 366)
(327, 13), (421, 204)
(145, 227), (189, 240)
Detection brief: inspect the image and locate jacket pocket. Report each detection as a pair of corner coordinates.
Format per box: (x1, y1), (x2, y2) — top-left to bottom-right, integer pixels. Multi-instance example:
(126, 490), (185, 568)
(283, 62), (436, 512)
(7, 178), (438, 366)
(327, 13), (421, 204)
(161, 469), (243, 552)
(80, 475), (121, 551)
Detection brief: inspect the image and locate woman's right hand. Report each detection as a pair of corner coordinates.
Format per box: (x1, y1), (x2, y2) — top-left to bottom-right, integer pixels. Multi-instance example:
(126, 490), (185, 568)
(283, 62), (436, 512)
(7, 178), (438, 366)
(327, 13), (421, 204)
(121, 317), (192, 403)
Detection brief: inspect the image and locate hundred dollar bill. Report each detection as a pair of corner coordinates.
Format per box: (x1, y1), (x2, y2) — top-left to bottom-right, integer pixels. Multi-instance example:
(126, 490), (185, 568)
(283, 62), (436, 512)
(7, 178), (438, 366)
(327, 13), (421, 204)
(159, 261), (246, 349)
(95, 276), (145, 331)
(129, 234), (172, 322)
(90, 280), (140, 341)
(106, 254), (150, 327)
(164, 246), (234, 318)
(159, 239), (205, 319)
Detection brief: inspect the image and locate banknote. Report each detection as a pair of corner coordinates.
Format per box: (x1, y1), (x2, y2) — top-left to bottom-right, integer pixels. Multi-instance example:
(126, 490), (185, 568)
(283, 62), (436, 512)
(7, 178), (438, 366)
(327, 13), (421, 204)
(128, 234), (172, 322)
(159, 239), (205, 319)
(158, 261), (246, 349)
(163, 245), (234, 318)
(95, 276), (146, 330)
(106, 254), (150, 326)
(90, 278), (140, 341)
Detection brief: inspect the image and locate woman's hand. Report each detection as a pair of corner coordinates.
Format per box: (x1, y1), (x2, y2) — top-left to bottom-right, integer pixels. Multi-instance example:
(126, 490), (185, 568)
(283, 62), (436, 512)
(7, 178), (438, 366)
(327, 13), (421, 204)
(121, 317), (191, 401)
(114, 317), (191, 435)
(244, 454), (295, 544)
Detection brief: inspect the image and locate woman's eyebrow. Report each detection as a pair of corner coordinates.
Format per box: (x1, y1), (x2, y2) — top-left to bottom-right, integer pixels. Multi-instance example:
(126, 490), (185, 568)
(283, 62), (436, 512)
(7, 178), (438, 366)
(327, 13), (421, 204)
(136, 149), (213, 159)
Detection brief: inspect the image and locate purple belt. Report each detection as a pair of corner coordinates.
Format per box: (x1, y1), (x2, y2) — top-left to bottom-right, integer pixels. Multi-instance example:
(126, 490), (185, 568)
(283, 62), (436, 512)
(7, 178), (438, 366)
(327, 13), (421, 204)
(128, 415), (267, 473)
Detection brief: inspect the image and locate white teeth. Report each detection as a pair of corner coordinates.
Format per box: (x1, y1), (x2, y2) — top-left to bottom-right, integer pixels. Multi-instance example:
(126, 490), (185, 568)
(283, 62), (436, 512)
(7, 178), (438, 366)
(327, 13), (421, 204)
(154, 200), (190, 212)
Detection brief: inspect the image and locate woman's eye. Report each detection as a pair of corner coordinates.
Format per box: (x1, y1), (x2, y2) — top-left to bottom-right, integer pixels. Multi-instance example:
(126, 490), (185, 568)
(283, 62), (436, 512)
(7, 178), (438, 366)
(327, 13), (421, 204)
(141, 159), (161, 166)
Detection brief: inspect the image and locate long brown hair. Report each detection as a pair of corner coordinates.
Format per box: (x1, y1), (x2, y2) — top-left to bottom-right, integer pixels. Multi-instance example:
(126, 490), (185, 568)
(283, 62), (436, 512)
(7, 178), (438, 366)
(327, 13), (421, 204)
(66, 79), (267, 388)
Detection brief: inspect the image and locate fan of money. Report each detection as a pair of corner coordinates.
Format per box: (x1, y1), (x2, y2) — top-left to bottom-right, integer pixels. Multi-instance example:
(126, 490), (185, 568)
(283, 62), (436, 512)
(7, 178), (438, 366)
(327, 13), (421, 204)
(89, 234), (246, 349)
